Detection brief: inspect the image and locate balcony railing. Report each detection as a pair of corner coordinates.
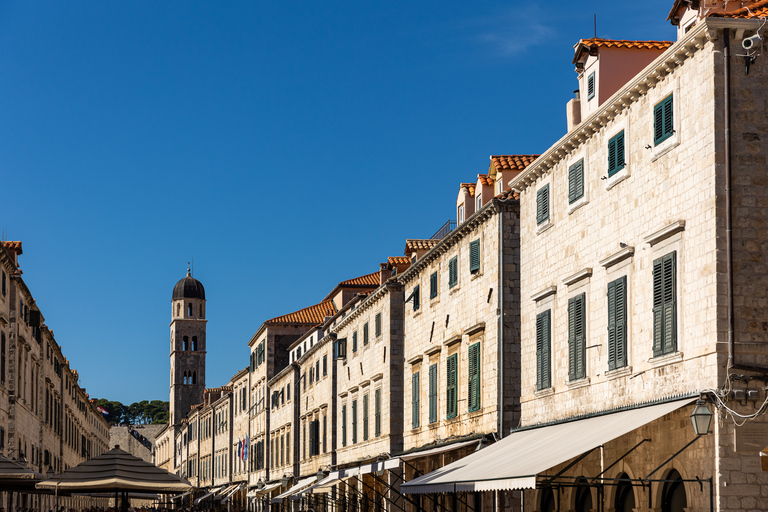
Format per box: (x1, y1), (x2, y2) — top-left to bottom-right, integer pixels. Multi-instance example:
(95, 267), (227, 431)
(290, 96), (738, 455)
(430, 220), (456, 241)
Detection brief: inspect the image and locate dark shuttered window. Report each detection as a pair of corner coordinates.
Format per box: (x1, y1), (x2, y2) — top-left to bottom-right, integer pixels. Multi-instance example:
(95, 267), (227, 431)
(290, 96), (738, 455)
(428, 363), (438, 424)
(374, 389), (381, 437)
(362, 394), (369, 441)
(446, 353), (458, 418)
(568, 159), (584, 204)
(468, 343), (481, 412)
(536, 310), (551, 390)
(653, 252), (677, 356)
(568, 293), (586, 381)
(375, 313), (381, 337)
(654, 95), (674, 145)
(607, 131), (626, 177)
(587, 72), (595, 100)
(607, 276), (628, 370)
(430, 272), (438, 298)
(469, 240), (481, 273)
(449, 257), (458, 288)
(536, 184), (550, 225)
(411, 372), (420, 428)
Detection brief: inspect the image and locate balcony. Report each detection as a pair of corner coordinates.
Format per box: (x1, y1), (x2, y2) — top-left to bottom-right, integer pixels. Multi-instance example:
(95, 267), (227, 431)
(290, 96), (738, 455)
(430, 220), (456, 241)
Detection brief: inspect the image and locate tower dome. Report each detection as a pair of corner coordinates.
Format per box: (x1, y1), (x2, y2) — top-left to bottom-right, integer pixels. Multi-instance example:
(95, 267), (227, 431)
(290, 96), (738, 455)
(172, 269), (205, 300)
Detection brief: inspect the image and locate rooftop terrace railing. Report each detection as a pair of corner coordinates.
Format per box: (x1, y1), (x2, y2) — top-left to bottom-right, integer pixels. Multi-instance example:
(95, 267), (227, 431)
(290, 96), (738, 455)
(430, 220), (456, 241)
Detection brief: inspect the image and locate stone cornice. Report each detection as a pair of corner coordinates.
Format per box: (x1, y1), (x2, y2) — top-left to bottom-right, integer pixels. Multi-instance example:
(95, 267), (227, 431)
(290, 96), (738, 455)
(397, 198), (516, 286)
(509, 19), (731, 193)
(331, 281), (401, 334)
(644, 220), (686, 246)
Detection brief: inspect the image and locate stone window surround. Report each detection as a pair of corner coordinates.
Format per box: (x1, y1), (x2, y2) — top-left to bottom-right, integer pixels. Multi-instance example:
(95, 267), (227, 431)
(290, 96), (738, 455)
(603, 116), (631, 191)
(535, 177), (553, 234)
(649, 77), (681, 162)
(566, 149), (589, 214)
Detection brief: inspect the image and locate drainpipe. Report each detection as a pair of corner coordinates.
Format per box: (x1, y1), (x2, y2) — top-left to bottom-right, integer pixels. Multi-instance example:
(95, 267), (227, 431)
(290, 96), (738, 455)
(497, 201), (505, 439)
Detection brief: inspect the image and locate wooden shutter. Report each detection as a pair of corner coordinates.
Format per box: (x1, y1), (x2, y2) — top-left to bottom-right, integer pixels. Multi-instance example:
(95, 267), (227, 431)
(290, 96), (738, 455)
(375, 389), (381, 437)
(536, 310), (551, 390)
(309, 420), (316, 457)
(341, 404), (347, 446)
(568, 159), (584, 204)
(412, 372), (420, 428)
(654, 252), (677, 355)
(449, 257), (458, 287)
(352, 400), (357, 443)
(608, 276), (627, 368)
(446, 354), (457, 418)
(655, 95), (674, 145)
(536, 185), (550, 225)
(429, 363), (438, 423)
(413, 285), (420, 311)
(468, 343), (480, 411)
(587, 72), (595, 99)
(352, 331), (358, 352)
(608, 131), (625, 177)
(363, 323), (369, 345)
(653, 258), (664, 356)
(568, 294), (586, 380)
(375, 313), (381, 337)
(664, 96), (674, 139)
(616, 131), (625, 168)
(363, 394), (369, 440)
(469, 240), (481, 273)
(430, 272), (438, 298)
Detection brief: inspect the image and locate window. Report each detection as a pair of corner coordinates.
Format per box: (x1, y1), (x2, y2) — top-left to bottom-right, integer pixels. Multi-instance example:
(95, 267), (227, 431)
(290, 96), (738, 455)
(374, 389), (381, 437)
(607, 276), (627, 370)
(568, 294), (586, 381)
(351, 399), (358, 444)
(412, 285), (420, 311)
(607, 131), (626, 177)
(587, 72), (595, 100)
(363, 323), (369, 345)
(183, 336), (188, 351)
(411, 372), (420, 428)
(458, 204), (465, 223)
(315, 360), (320, 380)
(428, 363), (438, 423)
(322, 355), (327, 376)
(341, 404), (347, 447)
(536, 310), (551, 390)
(187, 303), (193, 316)
(362, 394), (369, 441)
(468, 343), (480, 412)
(430, 272), (438, 299)
(323, 415), (327, 453)
(192, 336), (197, 351)
(654, 95), (674, 145)
(449, 257), (458, 288)
(653, 252), (677, 357)
(469, 239), (480, 273)
(375, 313), (381, 337)
(446, 353), (458, 418)
(536, 184), (550, 226)
(568, 159), (584, 204)
(352, 331), (358, 353)
(477, 194), (482, 211)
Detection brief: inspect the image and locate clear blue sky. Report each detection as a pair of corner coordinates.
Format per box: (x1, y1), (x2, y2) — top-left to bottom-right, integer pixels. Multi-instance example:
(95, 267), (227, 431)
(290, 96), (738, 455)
(0, 1), (676, 404)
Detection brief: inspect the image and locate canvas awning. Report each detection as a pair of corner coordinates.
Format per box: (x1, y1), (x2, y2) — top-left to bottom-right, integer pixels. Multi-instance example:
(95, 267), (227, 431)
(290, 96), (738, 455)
(170, 490), (192, 500)
(272, 476), (317, 503)
(399, 439), (479, 461)
(401, 398), (694, 494)
(247, 481), (281, 498)
(222, 483), (244, 503)
(194, 486), (224, 504)
(296, 457), (403, 498)
(215, 484), (239, 499)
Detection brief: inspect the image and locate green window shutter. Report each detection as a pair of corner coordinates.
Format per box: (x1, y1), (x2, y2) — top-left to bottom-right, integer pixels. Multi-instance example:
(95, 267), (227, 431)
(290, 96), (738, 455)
(430, 272), (438, 298)
(449, 257), (458, 287)
(608, 130), (626, 177)
(653, 252), (677, 356)
(341, 404), (347, 447)
(568, 294), (586, 380)
(664, 96), (674, 139)
(608, 276), (627, 369)
(468, 343), (481, 412)
(568, 159), (584, 204)
(353, 331), (358, 352)
(374, 389), (381, 437)
(428, 363), (438, 423)
(363, 323), (369, 345)
(446, 354), (458, 418)
(411, 372), (420, 428)
(536, 310), (551, 390)
(587, 72), (595, 100)
(536, 185), (550, 225)
(352, 400), (357, 444)
(363, 394), (369, 441)
(469, 240), (481, 273)
(375, 313), (381, 337)
(413, 285), (420, 311)
(654, 95), (674, 145)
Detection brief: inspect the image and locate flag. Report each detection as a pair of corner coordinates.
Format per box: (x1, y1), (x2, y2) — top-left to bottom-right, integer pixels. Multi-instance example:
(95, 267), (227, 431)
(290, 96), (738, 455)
(243, 437), (248, 461)
(238, 439), (242, 460)
(97, 406), (109, 416)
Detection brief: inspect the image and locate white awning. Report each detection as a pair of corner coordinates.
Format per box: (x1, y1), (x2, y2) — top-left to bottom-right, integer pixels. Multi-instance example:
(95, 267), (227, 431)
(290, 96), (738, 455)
(399, 439), (479, 461)
(215, 484), (239, 499)
(194, 486), (224, 504)
(272, 476), (317, 503)
(401, 398), (694, 494)
(247, 481), (282, 498)
(170, 491), (192, 500)
(296, 458), (402, 498)
(222, 483), (243, 503)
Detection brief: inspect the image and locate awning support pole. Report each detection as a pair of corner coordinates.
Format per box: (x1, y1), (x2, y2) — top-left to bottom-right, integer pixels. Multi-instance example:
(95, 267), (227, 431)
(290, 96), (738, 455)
(351, 474), (408, 512)
(543, 446), (600, 486)
(369, 472), (414, 512)
(643, 436), (702, 480)
(591, 439), (650, 483)
(396, 460), (443, 509)
(454, 492), (476, 512)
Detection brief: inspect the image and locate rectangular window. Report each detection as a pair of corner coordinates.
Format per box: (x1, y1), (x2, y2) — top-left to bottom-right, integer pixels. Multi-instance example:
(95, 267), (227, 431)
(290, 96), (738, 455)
(411, 372), (420, 428)
(607, 276), (628, 370)
(315, 361), (320, 381)
(363, 394), (369, 441)
(341, 404), (347, 447)
(374, 389), (381, 437)
(363, 323), (369, 345)
(568, 293), (586, 381)
(653, 252), (677, 357)
(351, 399), (358, 444)
(375, 313), (381, 337)
(413, 285), (420, 311)
(430, 272), (438, 299)
(467, 343), (481, 412)
(428, 363), (438, 424)
(458, 204), (465, 223)
(568, 159), (584, 204)
(323, 415), (327, 453)
(587, 71), (595, 100)
(607, 130), (626, 177)
(469, 239), (480, 273)
(446, 353), (458, 419)
(654, 95), (674, 145)
(536, 310), (551, 390)
(352, 331), (358, 353)
(536, 184), (550, 225)
(449, 257), (458, 288)
(322, 355), (327, 376)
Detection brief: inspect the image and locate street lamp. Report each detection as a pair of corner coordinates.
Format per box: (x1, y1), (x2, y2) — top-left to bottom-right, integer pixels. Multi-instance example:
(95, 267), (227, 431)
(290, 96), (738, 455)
(281, 473), (292, 487)
(690, 399), (713, 435)
(256, 478), (265, 490)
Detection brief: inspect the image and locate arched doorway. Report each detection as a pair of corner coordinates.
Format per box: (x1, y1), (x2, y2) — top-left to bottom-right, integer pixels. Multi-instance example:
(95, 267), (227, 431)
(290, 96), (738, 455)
(614, 473), (635, 512)
(540, 487), (556, 512)
(661, 469), (687, 512)
(574, 477), (592, 512)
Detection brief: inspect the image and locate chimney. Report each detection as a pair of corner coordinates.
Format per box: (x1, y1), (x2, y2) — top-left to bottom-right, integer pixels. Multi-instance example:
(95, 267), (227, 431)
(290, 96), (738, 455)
(567, 89), (582, 132)
(2, 241), (22, 268)
(379, 263), (390, 285)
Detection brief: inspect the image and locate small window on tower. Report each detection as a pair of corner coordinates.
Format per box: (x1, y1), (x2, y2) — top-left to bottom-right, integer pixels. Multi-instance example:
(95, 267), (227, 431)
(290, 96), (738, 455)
(192, 336), (197, 351)
(183, 336), (189, 351)
(192, 371), (197, 384)
(176, 304), (180, 316)
(188, 303), (193, 316)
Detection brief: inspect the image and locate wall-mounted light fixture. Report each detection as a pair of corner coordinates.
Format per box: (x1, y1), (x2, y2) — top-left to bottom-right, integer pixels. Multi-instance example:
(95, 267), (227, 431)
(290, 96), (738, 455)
(690, 399), (713, 435)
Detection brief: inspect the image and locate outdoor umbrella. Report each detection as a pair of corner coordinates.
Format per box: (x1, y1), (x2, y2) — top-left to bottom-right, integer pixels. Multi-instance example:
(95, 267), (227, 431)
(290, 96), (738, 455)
(36, 445), (192, 493)
(0, 453), (45, 492)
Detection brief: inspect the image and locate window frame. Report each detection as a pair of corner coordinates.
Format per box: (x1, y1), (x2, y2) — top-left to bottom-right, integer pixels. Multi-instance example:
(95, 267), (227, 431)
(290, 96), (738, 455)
(654, 94), (674, 146)
(653, 252), (677, 357)
(536, 184), (550, 227)
(607, 276), (628, 370)
(448, 256), (459, 288)
(469, 239), (481, 274)
(607, 130), (626, 178)
(587, 71), (596, 100)
(411, 371), (420, 428)
(536, 310), (551, 391)
(568, 293), (587, 381)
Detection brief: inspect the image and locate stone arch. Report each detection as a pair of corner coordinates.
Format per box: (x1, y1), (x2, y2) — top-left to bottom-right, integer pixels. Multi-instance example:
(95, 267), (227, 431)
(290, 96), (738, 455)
(650, 464), (691, 512)
(183, 336), (189, 351)
(604, 465), (640, 512)
(568, 476), (595, 512)
(536, 486), (558, 512)
(192, 371), (197, 385)
(192, 336), (197, 351)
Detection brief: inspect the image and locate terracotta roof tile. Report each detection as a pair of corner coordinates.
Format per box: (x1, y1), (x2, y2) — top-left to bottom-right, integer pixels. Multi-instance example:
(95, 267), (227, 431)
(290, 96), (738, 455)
(477, 174), (493, 186)
(388, 256), (410, 266)
(337, 272), (380, 287)
(2, 241), (22, 253)
(495, 187), (519, 201)
(710, 0), (768, 17)
(266, 300), (337, 325)
(490, 155), (540, 172)
(405, 239), (440, 254)
(576, 38), (673, 51)
(460, 183), (476, 196)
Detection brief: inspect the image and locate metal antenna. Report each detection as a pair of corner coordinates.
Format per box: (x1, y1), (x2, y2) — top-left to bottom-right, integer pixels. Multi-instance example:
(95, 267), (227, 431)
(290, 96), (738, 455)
(594, 14), (597, 38)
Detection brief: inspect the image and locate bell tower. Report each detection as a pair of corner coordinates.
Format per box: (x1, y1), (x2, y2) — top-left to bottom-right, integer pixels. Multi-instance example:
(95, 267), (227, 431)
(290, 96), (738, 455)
(169, 266), (207, 427)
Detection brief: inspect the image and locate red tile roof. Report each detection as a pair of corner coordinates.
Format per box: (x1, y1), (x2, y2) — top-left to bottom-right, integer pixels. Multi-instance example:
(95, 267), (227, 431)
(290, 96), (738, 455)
(388, 256), (410, 266)
(266, 300), (337, 325)
(404, 239), (439, 254)
(2, 241), (22, 253)
(573, 38), (672, 64)
(490, 155), (540, 173)
(477, 174), (493, 186)
(337, 272), (380, 287)
(460, 183), (476, 196)
(495, 187), (519, 201)
(710, 0), (768, 17)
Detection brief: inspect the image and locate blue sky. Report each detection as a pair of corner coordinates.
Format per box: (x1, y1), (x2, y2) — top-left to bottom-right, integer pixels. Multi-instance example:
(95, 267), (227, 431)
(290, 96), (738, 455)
(0, 1), (676, 404)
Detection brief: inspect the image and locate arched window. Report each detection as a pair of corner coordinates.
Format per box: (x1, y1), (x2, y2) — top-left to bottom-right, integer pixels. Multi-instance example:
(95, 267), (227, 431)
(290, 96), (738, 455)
(176, 304), (180, 316)
(574, 478), (592, 512)
(615, 473), (635, 512)
(183, 336), (189, 351)
(182, 371), (187, 385)
(188, 303), (193, 317)
(192, 371), (197, 385)
(192, 336), (197, 351)
(662, 469), (687, 512)
(540, 487), (555, 512)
